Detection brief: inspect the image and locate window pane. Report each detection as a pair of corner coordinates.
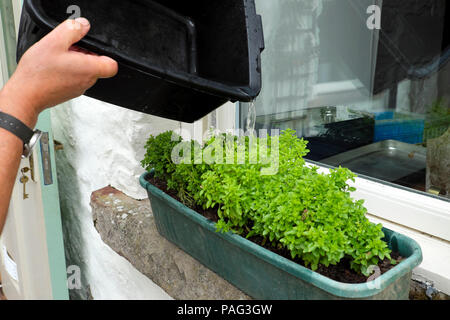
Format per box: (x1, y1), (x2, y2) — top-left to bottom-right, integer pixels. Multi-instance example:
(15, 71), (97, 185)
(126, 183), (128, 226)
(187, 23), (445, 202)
(241, 0), (450, 201)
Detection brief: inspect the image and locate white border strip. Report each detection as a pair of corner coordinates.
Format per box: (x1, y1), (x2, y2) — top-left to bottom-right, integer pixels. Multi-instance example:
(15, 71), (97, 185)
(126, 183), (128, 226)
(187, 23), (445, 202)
(352, 176), (450, 242)
(311, 162), (450, 241)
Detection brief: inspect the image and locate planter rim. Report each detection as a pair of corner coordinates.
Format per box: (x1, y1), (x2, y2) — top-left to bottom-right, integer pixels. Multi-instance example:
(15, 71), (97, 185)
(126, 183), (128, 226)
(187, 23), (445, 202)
(139, 172), (423, 299)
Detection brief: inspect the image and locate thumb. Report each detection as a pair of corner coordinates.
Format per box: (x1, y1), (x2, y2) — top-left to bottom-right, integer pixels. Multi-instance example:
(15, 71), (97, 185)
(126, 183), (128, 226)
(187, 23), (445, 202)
(45, 18), (91, 50)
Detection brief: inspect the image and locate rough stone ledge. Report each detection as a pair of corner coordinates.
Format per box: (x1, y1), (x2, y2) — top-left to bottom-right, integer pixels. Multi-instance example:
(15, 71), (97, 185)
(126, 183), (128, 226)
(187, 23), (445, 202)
(91, 186), (250, 300)
(91, 186), (449, 301)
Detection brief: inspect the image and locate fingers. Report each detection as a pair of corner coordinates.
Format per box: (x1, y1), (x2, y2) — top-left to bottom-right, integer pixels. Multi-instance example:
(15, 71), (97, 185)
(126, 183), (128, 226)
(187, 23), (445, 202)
(44, 18), (91, 50)
(95, 56), (119, 78)
(80, 54), (118, 79)
(44, 17), (119, 79)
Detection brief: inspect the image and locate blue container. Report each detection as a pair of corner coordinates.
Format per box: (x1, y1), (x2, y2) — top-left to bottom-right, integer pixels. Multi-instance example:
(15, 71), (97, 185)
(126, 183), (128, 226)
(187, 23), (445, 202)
(374, 111), (425, 144)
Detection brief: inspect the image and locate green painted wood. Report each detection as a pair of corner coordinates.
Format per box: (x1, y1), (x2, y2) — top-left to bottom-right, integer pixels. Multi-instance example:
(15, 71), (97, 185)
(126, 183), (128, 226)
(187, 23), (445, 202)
(0, 0), (18, 77)
(36, 111), (69, 300)
(140, 171), (423, 300)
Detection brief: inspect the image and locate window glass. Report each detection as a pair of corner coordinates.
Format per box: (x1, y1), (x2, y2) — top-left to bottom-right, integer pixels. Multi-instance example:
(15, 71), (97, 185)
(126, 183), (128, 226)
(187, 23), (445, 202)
(241, 0), (450, 201)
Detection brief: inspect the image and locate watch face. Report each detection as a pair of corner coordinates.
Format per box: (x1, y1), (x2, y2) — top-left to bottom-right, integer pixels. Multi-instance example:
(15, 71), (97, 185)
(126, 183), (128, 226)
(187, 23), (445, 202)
(23, 130), (43, 158)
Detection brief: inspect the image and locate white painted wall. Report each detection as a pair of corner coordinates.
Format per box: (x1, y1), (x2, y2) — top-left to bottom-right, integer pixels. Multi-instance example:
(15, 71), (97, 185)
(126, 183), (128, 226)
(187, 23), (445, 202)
(50, 96), (189, 300)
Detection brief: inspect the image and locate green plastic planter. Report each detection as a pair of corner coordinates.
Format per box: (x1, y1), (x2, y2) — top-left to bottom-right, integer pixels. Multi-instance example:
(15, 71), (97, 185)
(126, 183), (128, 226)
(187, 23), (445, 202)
(140, 171), (423, 300)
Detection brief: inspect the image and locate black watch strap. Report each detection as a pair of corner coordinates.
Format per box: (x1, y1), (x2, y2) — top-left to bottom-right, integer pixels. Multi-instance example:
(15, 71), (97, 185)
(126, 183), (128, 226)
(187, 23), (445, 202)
(0, 111), (35, 144)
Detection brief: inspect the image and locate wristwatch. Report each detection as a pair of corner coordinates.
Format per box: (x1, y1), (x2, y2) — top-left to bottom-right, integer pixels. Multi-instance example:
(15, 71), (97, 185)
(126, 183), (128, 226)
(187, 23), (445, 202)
(0, 111), (43, 158)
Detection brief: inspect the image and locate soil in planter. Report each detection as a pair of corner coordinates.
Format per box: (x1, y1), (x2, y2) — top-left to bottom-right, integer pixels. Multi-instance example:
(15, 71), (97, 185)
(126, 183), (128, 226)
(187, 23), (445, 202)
(147, 176), (404, 284)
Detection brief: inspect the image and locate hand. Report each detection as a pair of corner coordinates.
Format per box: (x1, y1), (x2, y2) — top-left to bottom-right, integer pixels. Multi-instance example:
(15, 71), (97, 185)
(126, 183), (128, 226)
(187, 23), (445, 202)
(0, 18), (118, 127)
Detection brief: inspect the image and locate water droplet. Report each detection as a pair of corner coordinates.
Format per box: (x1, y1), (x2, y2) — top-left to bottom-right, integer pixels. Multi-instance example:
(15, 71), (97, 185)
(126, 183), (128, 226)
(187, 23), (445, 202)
(246, 101), (256, 136)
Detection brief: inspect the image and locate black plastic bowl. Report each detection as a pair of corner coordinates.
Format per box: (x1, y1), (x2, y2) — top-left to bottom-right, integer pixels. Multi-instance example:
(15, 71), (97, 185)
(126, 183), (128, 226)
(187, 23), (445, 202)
(17, 0), (264, 123)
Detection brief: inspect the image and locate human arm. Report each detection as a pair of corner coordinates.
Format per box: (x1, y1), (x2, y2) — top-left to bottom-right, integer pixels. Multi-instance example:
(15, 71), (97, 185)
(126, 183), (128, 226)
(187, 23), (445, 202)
(0, 18), (118, 234)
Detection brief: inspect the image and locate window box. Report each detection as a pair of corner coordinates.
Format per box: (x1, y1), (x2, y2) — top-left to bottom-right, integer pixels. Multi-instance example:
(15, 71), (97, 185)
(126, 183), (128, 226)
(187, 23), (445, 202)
(140, 171), (423, 300)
